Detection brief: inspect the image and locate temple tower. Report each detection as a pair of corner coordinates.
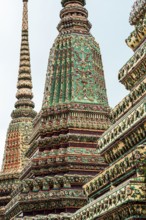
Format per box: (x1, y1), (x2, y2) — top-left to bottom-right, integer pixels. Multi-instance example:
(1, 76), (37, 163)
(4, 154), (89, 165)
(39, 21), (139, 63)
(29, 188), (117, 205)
(71, 0), (146, 219)
(4, 1), (110, 219)
(0, 0), (36, 217)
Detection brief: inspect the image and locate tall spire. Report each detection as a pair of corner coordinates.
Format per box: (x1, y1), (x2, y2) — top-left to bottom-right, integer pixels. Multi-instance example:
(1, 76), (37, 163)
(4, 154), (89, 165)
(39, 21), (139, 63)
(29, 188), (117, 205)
(12, 0), (36, 119)
(0, 1), (36, 215)
(1, 0), (36, 173)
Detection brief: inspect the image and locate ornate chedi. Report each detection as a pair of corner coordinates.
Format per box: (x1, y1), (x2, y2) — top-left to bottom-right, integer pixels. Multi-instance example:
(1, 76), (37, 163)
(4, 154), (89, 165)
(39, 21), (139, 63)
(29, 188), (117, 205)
(0, 0), (36, 218)
(71, 0), (146, 219)
(3, 0), (110, 219)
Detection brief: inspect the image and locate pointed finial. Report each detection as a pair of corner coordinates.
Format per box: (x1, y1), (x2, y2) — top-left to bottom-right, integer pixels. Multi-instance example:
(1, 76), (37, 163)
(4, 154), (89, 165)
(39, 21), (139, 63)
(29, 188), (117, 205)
(22, 0), (29, 31)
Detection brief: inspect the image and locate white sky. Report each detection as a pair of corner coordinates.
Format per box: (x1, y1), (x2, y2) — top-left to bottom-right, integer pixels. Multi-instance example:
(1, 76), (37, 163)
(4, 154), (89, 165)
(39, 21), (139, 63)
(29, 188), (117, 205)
(0, 0), (134, 167)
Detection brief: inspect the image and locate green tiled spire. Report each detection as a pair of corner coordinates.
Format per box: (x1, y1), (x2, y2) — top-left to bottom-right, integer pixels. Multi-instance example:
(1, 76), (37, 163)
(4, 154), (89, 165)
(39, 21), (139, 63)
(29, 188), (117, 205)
(42, 0), (109, 109)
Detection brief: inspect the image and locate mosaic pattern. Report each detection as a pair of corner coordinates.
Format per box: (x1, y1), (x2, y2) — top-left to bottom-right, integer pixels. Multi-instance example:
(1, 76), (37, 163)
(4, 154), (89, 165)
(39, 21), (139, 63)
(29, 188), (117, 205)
(126, 0), (146, 50)
(129, 0), (146, 25)
(118, 41), (146, 87)
(43, 35), (108, 107)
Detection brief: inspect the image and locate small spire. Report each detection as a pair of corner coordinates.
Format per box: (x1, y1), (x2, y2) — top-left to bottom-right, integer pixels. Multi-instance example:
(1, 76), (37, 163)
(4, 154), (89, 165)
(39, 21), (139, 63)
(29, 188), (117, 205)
(12, 0), (36, 119)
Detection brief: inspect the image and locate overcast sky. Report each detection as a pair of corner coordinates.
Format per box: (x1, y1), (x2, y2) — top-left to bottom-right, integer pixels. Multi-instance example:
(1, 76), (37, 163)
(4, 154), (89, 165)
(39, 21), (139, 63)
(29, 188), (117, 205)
(0, 0), (134, 168)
